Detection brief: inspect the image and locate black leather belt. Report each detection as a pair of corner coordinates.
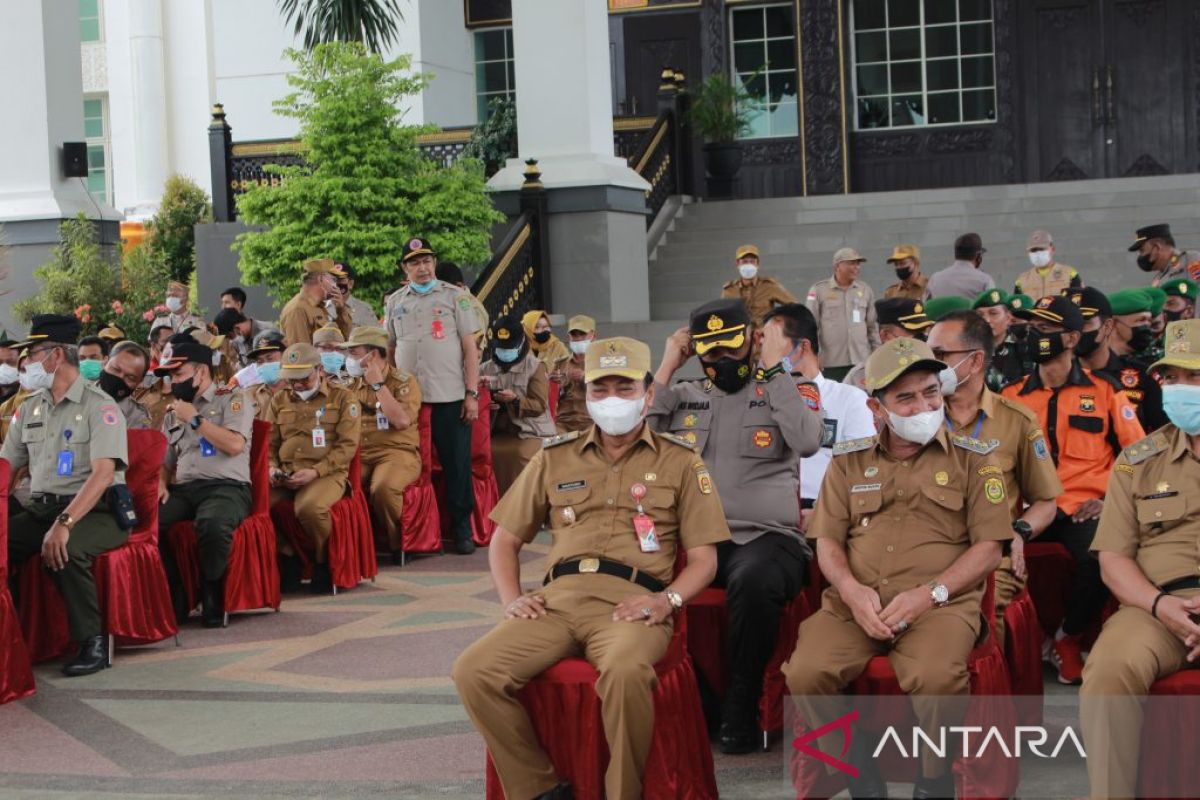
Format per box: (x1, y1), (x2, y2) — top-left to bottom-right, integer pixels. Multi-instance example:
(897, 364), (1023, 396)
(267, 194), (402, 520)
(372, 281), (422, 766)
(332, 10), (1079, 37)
(29, 493), (76, 505)
(544, 558), (665, 593)
(1160, 576), (1200, 594)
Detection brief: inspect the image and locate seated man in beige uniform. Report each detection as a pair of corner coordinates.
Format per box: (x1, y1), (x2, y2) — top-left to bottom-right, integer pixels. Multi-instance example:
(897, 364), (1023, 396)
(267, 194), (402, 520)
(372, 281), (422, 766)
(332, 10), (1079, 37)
(783, 337), (1012, 799)
(453, 337), (731, 800)
(244, 331), (287, 420)
(267, 343), (361, 593)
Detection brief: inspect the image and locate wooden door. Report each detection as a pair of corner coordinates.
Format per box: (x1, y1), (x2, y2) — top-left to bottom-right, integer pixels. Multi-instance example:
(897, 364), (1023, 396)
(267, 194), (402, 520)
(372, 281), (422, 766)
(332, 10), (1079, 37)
(621, 11), (702, 117)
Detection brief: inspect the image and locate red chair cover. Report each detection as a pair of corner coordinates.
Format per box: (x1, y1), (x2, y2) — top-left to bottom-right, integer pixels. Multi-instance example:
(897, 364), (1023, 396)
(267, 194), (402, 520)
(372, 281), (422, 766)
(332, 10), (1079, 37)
(484, 614), (718, 800)
(0, 459), (35, 704)
(1023, 541), (1073, 638)
(272, 450), (377, 590)
(167, 419), (280, 615)
(791, 576), (1019, 800)
(547, 378), (559, 421)
(400, 404), (442, 555)
(19, 430), (178, 661)
(470, 385), (498, 546)
(760, 590), (814, 733)
(1140, 670), (1200, 798)
(1002, 588), (1044, 726)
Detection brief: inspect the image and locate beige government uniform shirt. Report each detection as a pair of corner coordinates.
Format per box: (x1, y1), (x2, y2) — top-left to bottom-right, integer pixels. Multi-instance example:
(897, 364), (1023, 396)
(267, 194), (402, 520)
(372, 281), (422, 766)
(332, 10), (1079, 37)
(163, 383), (254, 485)
(721, 276), (797, 326)
(344, 369), (423, 456)
(267, 380), (361, 477)
(1, 377), (128, 493)
(384, 281), (480, 403)
(117, 396), (152, 430)
(805, 278), (881, 368)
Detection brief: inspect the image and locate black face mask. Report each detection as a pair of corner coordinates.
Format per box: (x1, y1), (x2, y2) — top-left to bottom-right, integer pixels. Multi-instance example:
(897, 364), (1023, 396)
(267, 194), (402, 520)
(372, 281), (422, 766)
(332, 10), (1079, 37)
(1074, 328), (1102, 358)
(1136, 253), (1157, 272)
(1029, 331), (1068, 364)
(533, 330), (551, 345)
(1164, 308), (1188, 323)
(98, 371), (133, 402)
(702, 355), (752, 394)
(894, 266), (913, 282)
(1128, 324), (1156, 352)
(171, 376), (198, 402)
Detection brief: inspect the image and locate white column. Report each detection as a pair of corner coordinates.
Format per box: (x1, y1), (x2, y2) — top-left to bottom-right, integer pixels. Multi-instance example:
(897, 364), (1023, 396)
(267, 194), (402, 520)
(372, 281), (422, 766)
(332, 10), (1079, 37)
(123, 0), (170, 219)
(162, 0), (216, 199)
(488, 0), (648, 191)
(0, 0), (103, 221)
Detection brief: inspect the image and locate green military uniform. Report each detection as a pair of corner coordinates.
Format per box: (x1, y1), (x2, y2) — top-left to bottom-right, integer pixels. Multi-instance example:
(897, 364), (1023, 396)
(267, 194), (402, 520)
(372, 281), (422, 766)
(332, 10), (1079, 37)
(4, 376), (129, 642)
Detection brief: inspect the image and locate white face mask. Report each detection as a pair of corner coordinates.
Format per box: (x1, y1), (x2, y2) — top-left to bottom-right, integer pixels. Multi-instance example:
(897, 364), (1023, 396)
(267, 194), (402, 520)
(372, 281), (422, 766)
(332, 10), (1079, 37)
(938, 354), (974, 396)
(17, 370), (38, 392)
(295, 385), (319, 402)
(1028, 250), (1052, 269)
(0, 363), (19, 385)
(738, 263), (759, 280)
(345, 355), (365, 377)
(324, 299), (337, 317)
(165, 296), (184, 313)
(886, 406), (944, 446)
(233, 362), (262, 388)
(586, 395), (646, 437)
(22, 356), (55, 392)
(569, 340), (591, 357)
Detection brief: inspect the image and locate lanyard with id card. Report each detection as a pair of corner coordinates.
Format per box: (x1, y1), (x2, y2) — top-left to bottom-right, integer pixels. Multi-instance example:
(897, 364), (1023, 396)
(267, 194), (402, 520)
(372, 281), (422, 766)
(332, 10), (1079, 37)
(630, 483), (660, 553)
(199, 437), (217, 457)
(312, 406), (327, 448)
(375, 402), (389, 430)
(57, 429), (75, 477)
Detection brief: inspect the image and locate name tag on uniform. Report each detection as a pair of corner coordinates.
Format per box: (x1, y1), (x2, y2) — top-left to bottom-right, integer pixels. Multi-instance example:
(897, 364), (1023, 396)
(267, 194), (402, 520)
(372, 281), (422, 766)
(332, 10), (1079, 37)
(852, 309), (862, 324)
(312, 427), (326, 448)
(57, 450), (75, 477)
(376, 406), (390, 430)
(851, 483), (881, 493)
(199, 437), (216, 457)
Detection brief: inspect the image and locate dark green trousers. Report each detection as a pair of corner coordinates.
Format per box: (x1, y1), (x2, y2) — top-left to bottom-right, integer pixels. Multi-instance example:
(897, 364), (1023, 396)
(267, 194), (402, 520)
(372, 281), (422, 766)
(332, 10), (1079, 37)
(9, 501), (127, 641)
(429, 401), (475, 539)
(158, 480), (251, 581)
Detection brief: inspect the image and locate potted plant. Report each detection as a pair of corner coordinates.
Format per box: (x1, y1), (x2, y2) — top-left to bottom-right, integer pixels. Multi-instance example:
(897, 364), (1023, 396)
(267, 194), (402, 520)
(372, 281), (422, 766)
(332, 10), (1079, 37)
(688, 71), (758, 197)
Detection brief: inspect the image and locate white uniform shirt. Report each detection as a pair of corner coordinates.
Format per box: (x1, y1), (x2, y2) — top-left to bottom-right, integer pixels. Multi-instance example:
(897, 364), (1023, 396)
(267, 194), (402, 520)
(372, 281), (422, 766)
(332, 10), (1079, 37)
(799, 372), (876, 500)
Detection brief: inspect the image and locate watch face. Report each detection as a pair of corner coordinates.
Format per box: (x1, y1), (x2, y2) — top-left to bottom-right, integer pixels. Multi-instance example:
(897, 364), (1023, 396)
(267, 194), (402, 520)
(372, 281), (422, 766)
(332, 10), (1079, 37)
(933, 584), (950, 603)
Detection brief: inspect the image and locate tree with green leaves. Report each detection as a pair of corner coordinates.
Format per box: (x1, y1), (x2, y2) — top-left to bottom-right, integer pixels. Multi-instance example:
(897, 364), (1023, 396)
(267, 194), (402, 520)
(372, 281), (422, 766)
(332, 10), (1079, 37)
(146, 174), (211, 284)
(277, 0), (405, 54)
(235, 43), (503, 311)
(14, 215), (120, 334)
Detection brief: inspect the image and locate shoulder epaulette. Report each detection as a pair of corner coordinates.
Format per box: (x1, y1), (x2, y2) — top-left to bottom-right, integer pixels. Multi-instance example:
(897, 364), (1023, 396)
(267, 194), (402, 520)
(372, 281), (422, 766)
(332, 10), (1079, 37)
(994, 392), (1040, 424)
(657, 431), (698, 451)
(542, 430), (582, 449)
(952, 433), (998, 455)
(833, 436), (876, 456)
(1124, 432), (1170, 465)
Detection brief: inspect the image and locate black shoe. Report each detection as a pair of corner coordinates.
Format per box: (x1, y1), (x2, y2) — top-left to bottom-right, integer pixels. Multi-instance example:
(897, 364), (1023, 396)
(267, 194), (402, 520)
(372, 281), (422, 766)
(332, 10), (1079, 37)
(454, 536), (476, 555)
(310, 563), (334, 594)
(844, 727), (887, 799)
(533, 783), (573, 800)
(912, 772), (954, 800)
(279, 554), (303, 593)
(62, 635), (110, 677)
(201, 580), (225, 628)
(719, 678), (760, 754)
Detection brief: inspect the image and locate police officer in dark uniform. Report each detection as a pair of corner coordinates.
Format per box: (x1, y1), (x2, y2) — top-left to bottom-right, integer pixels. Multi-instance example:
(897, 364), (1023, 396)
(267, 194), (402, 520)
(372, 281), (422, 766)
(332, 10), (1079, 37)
(647, 298), (825, 752)
(874, 296), (934, 343)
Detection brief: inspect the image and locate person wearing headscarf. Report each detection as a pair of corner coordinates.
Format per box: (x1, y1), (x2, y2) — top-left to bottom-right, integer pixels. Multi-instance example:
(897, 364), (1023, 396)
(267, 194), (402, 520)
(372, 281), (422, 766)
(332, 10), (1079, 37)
(521, 310), (571, 378)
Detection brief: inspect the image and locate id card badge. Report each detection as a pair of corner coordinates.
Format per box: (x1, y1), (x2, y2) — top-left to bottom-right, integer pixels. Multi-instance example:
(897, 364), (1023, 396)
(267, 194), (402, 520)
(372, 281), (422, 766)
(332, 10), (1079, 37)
(376, 403), (390, 430)
(57, 450), (75, 477)
(820, 417), (838, 449)
(199, 437), (217, 457)
(312, 427), (326, 448)
(634, 513), (660, 553)
(852, 308), (863, 324)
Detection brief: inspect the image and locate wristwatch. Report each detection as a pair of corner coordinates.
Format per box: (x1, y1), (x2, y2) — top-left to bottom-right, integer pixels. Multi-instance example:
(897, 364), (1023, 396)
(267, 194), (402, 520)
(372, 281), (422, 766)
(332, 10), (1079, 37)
(928, 582), (950, 608)
(369, 382), (385, 392)
(189, 414), (203, 431)
(1012, 519), (1034, 542)
(466, 389), (480, 400)
(55, 512), (75, 531)
(664, 589), (684, 610)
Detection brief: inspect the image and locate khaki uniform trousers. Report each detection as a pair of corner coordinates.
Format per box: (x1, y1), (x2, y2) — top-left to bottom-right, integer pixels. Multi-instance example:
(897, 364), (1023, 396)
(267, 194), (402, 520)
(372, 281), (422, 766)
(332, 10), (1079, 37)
(360, 446), (421, 551)
(491, 434), (543, 497)
(1080, 601), (1198, 800)
(453, 574), (672, 800)
(270, 475), (346, 562)
(992, 556), (1023, 651)
(783, 606), (976, 778)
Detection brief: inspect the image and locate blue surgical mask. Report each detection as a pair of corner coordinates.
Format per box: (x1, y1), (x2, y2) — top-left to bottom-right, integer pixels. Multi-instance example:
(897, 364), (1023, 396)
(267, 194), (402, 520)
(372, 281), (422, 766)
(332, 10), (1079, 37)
(495, 347), (522, 364)
(257, 361), (282, 385)
(321, 351), (346, 373)
(1162, 384), (1200, 434)
(410, 279), (438, 295)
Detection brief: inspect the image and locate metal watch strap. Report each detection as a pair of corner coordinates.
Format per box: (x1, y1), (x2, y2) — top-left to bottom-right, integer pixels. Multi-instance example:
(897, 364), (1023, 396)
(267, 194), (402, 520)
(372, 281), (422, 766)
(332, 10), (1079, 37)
(665, 589), (684, 610)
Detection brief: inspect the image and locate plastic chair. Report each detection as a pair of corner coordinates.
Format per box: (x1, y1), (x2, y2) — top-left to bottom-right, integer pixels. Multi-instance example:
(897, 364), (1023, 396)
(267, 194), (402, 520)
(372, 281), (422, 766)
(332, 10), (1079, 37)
(166, 419), (280, 623)
(0, 458), (35, 703)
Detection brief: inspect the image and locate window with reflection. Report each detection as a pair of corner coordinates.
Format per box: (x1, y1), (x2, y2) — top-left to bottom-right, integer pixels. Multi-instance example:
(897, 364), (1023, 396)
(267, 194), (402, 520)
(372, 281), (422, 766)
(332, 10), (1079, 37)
(730, 5), (800, 139)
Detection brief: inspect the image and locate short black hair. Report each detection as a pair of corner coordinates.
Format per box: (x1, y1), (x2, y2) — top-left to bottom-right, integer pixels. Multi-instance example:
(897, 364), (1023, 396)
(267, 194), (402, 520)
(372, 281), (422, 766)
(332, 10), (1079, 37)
(436, 261), (466, 286)
(336, 261), (354, 279)
(938, 309), (995, 361)
(762, 302), (819, 356)
(111, 340), (149, 367)
(1152, 233), (1177, 248)
(221, 287), (247, 306)
(77, 335), (111, 357)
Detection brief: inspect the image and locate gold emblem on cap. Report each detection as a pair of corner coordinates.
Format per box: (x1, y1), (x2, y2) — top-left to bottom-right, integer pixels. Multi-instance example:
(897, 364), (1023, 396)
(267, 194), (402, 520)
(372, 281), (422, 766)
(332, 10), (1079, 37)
(990, 291), (999, 303)
(1157, 481), (1170, 493)
(914, 304), (923, 313)
(894, 339), (913, 352)
(288, 351), (299, 362)
(898, 357), (909, 365)
(935, 471), (949, 486)
(1175, 325), (1187, 339)
(707, 315), (724, 332)
(497, 328), (511, 340)
(1011, 298), (1023, 309)
(864, 466), (878, 478)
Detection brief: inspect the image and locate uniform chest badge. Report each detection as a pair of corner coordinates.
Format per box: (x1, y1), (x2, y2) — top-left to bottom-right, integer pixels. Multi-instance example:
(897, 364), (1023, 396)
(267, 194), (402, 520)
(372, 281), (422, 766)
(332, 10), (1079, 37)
(753, 429), (773, 448)
(1120, 369), (1140, 388)
(683, 414), (698, 428)
(864, 466), (879, 478)
(1080, 395), (1096, 413)
(935, 471), (949, 486)
(644, 473), (657, 482)
(1157, 481), (1171, 493)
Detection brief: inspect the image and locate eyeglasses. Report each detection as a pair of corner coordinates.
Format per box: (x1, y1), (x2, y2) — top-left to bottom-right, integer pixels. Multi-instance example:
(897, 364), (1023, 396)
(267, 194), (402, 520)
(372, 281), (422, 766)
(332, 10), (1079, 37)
(930, 348), (979, 360)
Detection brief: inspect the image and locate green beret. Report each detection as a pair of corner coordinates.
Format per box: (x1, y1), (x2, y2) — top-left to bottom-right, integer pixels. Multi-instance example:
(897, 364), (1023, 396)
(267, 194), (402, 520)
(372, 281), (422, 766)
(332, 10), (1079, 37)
(1008, 293), (1034, 313)
(1109, 289), (1152, 316)
(1163, 279), (1200, 300)
(924, 295), (972, 321)
(1145, 287), (1168, 316)
(972, 288), (1010, 309)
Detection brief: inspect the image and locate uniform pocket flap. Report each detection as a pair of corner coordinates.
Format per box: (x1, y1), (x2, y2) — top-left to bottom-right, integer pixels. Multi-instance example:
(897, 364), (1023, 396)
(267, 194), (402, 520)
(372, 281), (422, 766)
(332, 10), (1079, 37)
(1136, 494), (1186, 525)
(921, 484), (964, 511)
(850, 486), (883, 514)
(1067, 414), (1103, 434)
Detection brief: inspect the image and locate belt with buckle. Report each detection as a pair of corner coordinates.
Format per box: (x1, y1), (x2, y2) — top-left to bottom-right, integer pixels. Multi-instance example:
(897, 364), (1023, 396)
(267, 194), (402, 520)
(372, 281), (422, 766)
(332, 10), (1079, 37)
(544, 557), (665, 593)
(1160, 576), (1200, 594)
(30, 493), (76, 505)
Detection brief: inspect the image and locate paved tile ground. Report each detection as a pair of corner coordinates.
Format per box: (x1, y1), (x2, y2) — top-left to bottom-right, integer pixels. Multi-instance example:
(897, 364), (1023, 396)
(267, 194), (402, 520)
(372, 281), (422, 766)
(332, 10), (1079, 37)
(1, 538), (1078, 799)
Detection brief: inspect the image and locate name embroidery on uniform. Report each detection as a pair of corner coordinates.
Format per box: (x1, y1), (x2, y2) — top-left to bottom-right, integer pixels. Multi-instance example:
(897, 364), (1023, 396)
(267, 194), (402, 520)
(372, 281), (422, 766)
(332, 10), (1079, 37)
(851, 483), (881, 493)
(678, 402), (710, 411)
(556, 480), (587, 492)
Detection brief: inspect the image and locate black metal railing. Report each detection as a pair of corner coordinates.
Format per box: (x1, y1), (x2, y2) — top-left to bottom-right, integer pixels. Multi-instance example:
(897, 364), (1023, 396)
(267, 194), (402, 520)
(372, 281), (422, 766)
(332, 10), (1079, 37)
(629, 111), (675, 228)
(613, 115), (657, 160)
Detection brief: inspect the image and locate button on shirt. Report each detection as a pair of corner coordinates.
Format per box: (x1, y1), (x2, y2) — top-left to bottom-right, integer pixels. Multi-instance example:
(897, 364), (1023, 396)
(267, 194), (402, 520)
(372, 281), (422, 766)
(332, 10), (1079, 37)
(799, 372), (876, 501)
(385, 282), (480, 403)
(491, 424), (731, 585)
(927, 260), (997, 300)
(164, 384), (254, 484)
(1, 376), (128, 494)
(805, 279), (881, 367)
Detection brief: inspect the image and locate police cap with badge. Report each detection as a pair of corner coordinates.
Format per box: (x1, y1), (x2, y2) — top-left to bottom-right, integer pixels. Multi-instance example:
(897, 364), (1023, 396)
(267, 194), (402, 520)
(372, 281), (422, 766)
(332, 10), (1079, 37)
(876, 297), (934, 333)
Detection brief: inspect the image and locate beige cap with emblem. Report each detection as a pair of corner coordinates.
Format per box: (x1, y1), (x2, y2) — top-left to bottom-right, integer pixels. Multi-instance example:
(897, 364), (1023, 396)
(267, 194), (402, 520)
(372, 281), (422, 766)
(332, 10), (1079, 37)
(833, 246), (867, 265)
(339, 326), (389, 350)
(1151, 320), (1200, 372)
(303, 258), (346, 278)
(312, 325), (345, 346)
(584, 337), (651, 383)
(278, 343), (320, 379)
(886, 244), (920, 263)
(568, 315), (596, 335)
(864, 337), (947, 393)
